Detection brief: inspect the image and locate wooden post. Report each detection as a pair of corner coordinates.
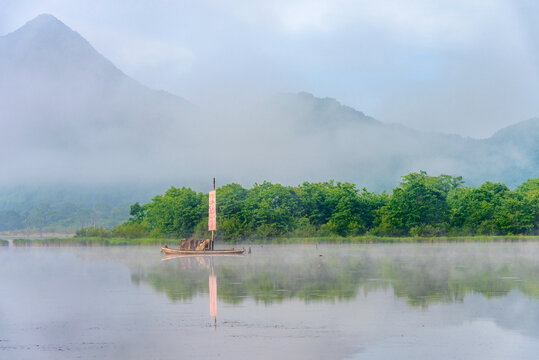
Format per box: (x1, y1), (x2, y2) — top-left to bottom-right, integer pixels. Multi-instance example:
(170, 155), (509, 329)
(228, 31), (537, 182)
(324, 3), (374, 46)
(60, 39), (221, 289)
(212, 177), (215, 250)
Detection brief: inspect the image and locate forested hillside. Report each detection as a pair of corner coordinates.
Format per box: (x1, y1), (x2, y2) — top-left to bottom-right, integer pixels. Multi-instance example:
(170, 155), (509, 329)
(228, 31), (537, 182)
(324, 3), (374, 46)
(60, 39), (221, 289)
(0, 185), (162, 233)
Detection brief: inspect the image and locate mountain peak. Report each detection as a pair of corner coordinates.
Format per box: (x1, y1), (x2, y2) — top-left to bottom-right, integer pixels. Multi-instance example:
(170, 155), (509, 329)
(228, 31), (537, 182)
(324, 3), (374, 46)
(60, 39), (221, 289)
(0, 13), (122, 81)
(14, 13), (72, 36)
(30, 13), (63, 24)
(1, 13), (89, 53)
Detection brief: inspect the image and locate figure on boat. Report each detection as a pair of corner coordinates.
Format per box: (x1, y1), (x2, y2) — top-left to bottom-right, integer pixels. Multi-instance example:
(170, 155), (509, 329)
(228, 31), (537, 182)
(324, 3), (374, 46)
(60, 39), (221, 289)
(179, 238), (211, 250)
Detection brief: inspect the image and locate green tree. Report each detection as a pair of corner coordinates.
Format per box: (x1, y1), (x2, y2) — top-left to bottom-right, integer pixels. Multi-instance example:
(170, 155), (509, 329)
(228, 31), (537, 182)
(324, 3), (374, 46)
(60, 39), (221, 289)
(217, 183), (248, 239)
(128, 202), (146, 224)
(495, 179), (539, 234)
(324, 183), (367, 236)
(145, 187), (204, 238)
(241, 182), (300, 238)
(376, 172), (454, 235)
(448, 182), (509, 235)
(296, 181), (341, 227)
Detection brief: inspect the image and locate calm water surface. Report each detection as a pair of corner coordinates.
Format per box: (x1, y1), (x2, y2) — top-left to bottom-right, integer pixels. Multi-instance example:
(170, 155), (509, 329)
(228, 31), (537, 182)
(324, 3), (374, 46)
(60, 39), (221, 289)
(1, 243), (538, 359)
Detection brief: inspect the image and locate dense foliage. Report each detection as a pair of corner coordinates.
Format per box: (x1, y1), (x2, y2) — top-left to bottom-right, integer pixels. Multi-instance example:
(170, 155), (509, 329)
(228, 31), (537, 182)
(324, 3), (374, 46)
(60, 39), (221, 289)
(106, 172), (538, 239)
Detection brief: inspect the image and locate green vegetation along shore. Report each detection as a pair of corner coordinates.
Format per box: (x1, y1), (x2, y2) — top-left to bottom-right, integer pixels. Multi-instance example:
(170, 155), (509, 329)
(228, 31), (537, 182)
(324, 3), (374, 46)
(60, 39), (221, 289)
(10, 171), (536, 244)
(80, 171), (537, 241)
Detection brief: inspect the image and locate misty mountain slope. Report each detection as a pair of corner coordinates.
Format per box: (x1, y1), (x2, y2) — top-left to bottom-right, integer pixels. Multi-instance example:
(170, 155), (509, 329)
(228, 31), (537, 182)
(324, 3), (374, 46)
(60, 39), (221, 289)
(271, 92), (380, 130)
(474, 118), (539, 184)
(488, 117), (539, 149)
(1, 14), (538, 194)
(0, 14), (194, 182)
(216, 92), (538, 189)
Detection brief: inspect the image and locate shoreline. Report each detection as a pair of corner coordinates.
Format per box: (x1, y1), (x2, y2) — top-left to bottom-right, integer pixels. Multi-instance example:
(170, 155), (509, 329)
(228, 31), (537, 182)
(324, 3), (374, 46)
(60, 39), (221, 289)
(0, 231), (75, 240)
(6, 235), (539, 247)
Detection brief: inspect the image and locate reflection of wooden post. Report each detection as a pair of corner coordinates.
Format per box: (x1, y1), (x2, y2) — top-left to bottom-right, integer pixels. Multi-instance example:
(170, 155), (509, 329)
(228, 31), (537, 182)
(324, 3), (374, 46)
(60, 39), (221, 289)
(209, 266), (217, 325)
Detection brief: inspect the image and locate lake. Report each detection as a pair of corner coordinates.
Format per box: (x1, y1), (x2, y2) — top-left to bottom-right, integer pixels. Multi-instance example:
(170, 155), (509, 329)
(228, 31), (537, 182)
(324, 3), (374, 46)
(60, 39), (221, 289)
(1, 243), (538, 359)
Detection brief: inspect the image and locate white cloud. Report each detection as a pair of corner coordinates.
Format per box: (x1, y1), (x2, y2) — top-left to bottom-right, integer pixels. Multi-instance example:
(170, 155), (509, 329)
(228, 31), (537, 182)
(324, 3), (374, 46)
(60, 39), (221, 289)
(87, 28), (193, 71)
(225, 0), (521, 48)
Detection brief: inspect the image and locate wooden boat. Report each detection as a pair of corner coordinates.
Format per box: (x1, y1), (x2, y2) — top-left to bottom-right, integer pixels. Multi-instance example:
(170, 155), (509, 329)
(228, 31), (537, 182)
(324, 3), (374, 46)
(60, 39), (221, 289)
(161, 247), (245, 255)
(161, 253), (244, 262)
(160, 178), (245, 256)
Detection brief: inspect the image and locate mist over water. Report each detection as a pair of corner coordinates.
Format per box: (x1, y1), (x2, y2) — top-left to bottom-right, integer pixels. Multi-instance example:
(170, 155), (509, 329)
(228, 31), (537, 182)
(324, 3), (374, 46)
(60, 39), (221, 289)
(1, 243), (538, 359)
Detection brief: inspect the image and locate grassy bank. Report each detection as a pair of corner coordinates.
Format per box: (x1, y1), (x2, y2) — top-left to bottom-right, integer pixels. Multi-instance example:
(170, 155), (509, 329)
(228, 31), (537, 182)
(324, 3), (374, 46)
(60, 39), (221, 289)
(10, 235), (539, 246)
(0, 239), (8, 246)
(254, 235), (539, 244)
(12, 237), (172, 246)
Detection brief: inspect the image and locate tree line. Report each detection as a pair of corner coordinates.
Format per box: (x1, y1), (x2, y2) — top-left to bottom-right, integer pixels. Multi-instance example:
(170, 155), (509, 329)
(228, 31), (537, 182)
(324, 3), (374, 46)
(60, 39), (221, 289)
(0, 185), (157, 234)
(0, 202), (127, 235)
(79, 172), (539, 239)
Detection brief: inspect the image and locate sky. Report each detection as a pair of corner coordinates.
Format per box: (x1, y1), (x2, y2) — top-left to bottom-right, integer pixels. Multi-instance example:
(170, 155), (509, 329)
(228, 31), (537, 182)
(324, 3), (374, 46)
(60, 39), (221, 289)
(1, 0), (539, 138)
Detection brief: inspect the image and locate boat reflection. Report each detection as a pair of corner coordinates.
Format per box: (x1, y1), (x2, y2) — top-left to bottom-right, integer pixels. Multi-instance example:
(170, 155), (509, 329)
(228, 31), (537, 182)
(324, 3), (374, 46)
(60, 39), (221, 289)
(160, 253), (244, 324)
(162, 253), (244, 263)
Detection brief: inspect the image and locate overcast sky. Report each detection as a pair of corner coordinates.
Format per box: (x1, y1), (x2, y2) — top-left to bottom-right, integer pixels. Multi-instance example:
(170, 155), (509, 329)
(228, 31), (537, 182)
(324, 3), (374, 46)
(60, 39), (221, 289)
(1, 0), (538, 138)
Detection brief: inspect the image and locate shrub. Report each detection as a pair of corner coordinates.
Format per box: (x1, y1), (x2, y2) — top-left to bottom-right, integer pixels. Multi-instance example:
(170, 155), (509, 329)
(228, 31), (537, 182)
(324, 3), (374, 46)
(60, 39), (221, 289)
(112, 222), (150, 239)
(75, 227), (112, 238)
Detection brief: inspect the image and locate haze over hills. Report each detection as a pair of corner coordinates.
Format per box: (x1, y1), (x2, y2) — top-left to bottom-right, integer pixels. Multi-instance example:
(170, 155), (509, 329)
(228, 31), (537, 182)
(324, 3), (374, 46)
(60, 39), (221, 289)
(0, 14), (537, 230)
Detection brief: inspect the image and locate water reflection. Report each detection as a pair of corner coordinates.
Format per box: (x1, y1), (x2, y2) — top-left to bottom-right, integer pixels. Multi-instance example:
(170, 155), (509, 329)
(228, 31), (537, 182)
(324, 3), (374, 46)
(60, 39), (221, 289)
(160, 254), (234, 323)
(137, 244), (539, 308)
(209, 269), (217, 323)
(2, 243), (538, 359)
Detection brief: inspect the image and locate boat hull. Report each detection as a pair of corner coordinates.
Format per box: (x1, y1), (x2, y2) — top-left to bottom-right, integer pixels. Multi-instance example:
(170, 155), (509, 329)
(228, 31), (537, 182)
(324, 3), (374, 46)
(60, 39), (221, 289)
(161, 247), (245, 255)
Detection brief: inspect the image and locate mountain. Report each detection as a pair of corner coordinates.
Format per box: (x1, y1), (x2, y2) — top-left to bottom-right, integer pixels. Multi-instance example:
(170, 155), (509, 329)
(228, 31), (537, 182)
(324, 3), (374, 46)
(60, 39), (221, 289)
(0, 14), (537, 231)
(0, 14), (194, 184)
(477, 118), (539, 185)
(248, 92), (538, 189)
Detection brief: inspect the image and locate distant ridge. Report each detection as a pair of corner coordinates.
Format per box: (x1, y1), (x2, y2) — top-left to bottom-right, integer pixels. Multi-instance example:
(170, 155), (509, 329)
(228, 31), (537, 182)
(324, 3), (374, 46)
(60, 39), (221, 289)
(274, 92), (380, 127)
